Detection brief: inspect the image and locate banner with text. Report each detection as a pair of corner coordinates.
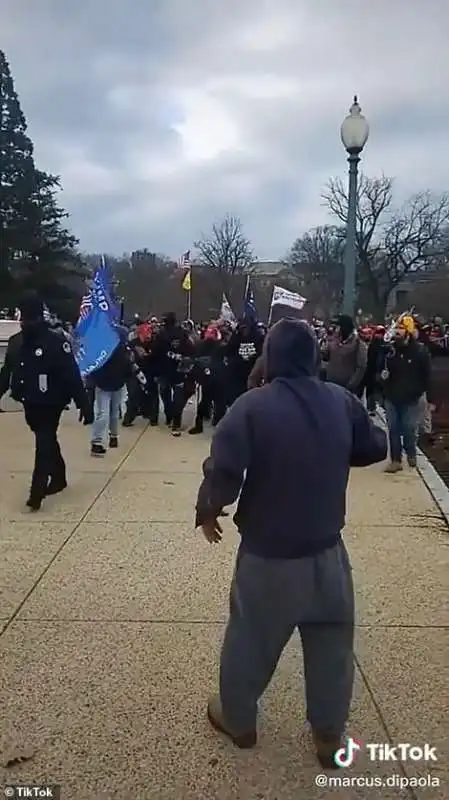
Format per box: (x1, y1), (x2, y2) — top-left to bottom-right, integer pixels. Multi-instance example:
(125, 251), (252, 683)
(269, 285), (308, 324)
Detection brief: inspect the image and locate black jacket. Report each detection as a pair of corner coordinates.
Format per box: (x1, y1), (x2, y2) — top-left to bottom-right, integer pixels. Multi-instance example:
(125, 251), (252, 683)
(152, 325), (194, 382)
(382, 340), (432, 406)
(226, 328), (264, 381)
(365, 338), (386, 382)
(90, 343), (133, 391)
(4, 323), (86, 409)
(193, 339), (229, 385)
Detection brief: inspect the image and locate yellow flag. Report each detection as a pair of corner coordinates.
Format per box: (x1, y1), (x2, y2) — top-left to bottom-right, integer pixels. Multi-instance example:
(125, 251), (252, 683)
(182, 268), (191, 291)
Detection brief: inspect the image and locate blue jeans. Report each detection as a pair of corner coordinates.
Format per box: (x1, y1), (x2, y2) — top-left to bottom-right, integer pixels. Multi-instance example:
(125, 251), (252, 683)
(91, 388), (121, 445)
(384, 400), (419, 463)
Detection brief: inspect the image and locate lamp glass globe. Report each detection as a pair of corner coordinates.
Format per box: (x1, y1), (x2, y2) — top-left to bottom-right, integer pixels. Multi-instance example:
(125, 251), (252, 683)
(341, 96), (369, 153)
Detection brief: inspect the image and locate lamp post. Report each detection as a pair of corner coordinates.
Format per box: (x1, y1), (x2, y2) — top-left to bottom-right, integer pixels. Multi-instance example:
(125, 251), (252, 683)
(340, 96), (369, 316)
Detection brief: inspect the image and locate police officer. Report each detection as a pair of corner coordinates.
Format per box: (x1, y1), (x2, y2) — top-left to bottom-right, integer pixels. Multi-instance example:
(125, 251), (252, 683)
(0, 292), (87, 510)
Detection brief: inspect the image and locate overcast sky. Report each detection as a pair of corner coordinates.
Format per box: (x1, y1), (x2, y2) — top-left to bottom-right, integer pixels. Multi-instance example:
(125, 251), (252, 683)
(2, 0), (448, 259)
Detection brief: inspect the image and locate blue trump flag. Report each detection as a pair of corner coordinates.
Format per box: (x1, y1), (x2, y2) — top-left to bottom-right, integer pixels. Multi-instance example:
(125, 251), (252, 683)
(243, 275), (258, 323)
(100, 254), (120, 321)
(75, 265), (120, 377)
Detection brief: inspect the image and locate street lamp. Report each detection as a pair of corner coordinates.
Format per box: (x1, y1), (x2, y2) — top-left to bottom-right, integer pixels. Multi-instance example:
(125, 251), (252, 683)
(340, 96), (369, 317)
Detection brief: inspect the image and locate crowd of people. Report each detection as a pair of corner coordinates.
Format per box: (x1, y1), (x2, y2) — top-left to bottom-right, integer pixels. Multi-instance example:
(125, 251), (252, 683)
(0, 292), (446, 770)
(106, 308), (444, 469)
(0, 295), (446, 508)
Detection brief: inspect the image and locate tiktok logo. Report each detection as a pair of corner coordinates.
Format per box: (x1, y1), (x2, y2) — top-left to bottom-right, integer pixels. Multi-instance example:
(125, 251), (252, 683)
(334, 736), (362, 768)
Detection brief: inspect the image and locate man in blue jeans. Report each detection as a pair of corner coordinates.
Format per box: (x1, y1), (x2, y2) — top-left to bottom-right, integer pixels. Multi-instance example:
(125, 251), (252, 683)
(381, 315), (432, 472)
(90, 341), (133, 456)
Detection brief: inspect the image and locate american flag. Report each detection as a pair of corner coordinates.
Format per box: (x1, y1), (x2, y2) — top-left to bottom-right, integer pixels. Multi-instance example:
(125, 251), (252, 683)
(79, 292), (93, 321)
(177, 249), (191, 268)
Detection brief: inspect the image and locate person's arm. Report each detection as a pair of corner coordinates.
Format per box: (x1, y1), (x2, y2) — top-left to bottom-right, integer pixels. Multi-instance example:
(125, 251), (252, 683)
(247, 355), (264, 389)
(225, 332), (239, 358)
(255, 333), (264, 357)
(195, 394), (252, 526)
(348, 392), (387, 466)
(375, 345), (386, 378)
(181, 330), (195, 357)
(418, 345), (433, 402)
(347, 340), (368, 391)
(0, 340), (13, 399)
(54, 339), (87, 410)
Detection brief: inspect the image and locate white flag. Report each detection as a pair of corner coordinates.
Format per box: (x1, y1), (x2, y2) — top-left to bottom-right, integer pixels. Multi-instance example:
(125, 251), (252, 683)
(270, 285), (307, 312)
(220, 293), (237, 326)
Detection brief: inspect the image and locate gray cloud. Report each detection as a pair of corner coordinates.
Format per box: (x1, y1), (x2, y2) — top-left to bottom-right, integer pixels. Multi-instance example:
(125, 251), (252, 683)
(1, 0), (448, 258)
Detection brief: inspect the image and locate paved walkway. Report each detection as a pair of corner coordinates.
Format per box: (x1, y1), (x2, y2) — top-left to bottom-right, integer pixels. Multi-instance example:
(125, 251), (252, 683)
(0, 409), (447, 799)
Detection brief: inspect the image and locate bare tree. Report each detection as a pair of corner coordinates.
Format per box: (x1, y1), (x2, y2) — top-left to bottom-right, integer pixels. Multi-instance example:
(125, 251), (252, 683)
(322, 174), (449, 316)
(285, 225), (345, 314)
(194, 214), (254, 277)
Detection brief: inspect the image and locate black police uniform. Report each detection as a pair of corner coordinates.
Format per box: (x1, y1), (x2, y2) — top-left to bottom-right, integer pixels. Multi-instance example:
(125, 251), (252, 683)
(8, 324), (86, 509)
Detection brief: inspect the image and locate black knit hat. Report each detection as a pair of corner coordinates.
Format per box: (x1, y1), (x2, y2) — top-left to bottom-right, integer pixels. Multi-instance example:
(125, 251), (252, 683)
(18, 291), (44, 322)
(337, 314), (354, 339)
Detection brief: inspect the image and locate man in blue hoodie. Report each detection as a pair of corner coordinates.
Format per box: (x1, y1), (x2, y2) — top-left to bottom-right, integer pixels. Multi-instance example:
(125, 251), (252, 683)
(195, 318), (387, 769)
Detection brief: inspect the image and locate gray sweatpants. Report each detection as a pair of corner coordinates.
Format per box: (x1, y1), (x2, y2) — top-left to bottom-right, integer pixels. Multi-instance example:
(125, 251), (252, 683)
(220, 539), (354, 736)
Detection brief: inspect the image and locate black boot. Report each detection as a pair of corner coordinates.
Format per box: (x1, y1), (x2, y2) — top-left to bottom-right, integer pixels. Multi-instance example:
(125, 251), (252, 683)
(91, 442), (107, 457)
(26, 495), (43, 511)
(189, 418), (204, 435)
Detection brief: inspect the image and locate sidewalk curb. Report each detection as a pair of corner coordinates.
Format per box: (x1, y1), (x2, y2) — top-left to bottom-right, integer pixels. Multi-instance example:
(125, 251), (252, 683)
(376, 408), (449, 528)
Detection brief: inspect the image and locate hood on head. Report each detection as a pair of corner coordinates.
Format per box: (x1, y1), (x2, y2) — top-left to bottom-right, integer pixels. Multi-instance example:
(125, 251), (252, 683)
(337, 314), (354, 340)
(264, 318), (320, 381)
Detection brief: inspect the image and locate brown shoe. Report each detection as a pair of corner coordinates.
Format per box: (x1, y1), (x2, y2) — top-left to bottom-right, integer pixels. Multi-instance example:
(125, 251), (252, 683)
(384, 461), (403, 473)
(207, 695), (257, 749)
(312, 729), (342, 769)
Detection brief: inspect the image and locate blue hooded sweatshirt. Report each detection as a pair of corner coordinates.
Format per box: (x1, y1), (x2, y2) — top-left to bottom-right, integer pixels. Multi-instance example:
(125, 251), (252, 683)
(195, 318), (387, 559)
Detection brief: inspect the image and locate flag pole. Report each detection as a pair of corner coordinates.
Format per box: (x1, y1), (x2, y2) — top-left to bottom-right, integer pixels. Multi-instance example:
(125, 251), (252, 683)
(267, 287), (274, 326)
(187, 286), (191, 320)
(187, 264), (192, 320)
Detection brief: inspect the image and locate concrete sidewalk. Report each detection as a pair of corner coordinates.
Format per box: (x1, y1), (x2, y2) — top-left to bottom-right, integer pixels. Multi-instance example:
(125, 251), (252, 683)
(0, 410), (447, 799)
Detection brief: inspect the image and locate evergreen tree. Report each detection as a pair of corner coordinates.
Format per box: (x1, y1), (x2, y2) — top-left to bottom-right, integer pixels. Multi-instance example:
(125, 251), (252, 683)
(0, 50), (85, 312)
